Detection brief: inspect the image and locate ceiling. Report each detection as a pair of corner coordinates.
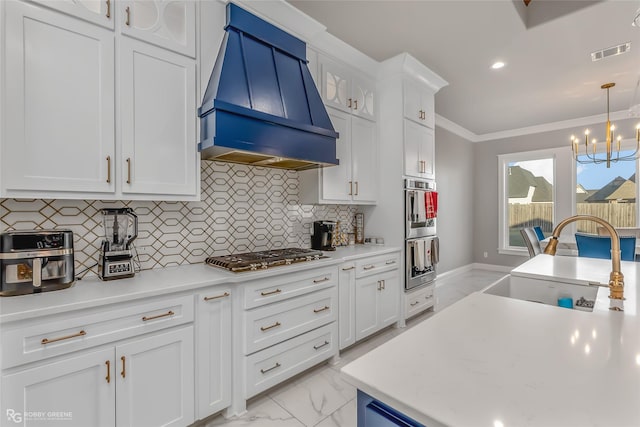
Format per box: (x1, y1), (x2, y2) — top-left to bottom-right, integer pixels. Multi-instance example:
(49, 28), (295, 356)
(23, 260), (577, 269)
(288, 0), (640, 137)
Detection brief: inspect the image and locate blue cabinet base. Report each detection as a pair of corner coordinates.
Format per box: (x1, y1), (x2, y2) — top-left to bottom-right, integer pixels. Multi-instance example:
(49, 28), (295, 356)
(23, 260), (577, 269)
(357, 390), (425, 427)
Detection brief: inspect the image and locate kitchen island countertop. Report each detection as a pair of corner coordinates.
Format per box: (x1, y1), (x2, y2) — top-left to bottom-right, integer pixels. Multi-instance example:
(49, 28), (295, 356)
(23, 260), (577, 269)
(342, 254), (640, 427)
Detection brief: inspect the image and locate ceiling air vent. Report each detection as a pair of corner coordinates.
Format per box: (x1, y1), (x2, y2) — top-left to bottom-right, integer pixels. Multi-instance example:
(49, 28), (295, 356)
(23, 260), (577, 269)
(591, 42), (631, 62)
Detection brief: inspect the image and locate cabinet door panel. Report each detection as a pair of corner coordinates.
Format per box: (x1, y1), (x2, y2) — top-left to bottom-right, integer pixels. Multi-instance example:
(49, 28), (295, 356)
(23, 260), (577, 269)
(1, 348), (115, 427)
(120, 38), (197, 197)
(30, 0), (115, 29)
(321, 108), (352, 202)
(351, 76), (376, 121)
(379, 272), (400, 327)
(116, 326), (194, 427)
(403, 80), (423, 124)
(403, 120), (422, 178)
(320, 56), (351, 113)
(338, 264), (356, 350)
(420, 127), (435, 180)
(3, 1), (115, 195)
(351, 116), (377, 203)
(355, 277), (380, 341)
(120, 0), (195, 57)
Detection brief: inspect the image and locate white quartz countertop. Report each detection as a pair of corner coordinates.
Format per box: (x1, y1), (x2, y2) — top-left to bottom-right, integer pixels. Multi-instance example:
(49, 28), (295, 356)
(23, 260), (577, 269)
(0, 245), (400, 323)
(342, 255), (640, 427)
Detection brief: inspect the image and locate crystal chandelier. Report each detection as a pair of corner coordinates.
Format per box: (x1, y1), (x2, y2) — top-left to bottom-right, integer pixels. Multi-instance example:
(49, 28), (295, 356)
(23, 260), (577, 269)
(571, 82), (640, 168)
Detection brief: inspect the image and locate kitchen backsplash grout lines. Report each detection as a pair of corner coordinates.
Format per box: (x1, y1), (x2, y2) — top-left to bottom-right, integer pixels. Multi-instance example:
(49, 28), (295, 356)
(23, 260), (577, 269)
(0, 161), (357, 276)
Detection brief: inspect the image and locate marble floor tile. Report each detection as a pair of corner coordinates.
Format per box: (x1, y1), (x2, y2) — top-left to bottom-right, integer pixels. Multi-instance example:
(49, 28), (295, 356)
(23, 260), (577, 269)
(203, 396), (302, 427)
(315, 398), (356, 427)
(269, 366), (356, 427)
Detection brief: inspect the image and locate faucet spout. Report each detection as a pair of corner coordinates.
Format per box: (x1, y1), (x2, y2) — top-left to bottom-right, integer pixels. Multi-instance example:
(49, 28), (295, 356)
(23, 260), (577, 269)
(543, 215), (624, 311)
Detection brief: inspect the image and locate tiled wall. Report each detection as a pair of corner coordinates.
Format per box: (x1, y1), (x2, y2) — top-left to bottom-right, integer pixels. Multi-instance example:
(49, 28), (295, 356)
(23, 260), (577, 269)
(0, 161), (357, 275)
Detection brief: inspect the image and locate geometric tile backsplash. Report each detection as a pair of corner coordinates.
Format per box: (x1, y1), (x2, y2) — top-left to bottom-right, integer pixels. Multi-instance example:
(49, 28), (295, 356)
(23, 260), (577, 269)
(0, 160), (357, 277)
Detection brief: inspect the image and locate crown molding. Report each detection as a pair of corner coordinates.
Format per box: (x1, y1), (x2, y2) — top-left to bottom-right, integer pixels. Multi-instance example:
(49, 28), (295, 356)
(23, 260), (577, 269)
(436, 109), (637, 143)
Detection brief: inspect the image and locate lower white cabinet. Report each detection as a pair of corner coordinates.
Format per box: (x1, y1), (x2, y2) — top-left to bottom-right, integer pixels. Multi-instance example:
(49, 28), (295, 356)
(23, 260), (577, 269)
(338, 262), (357, 350)
(196, 287), (232, 420)
(1, 326), (194, 427)
(355, 270), (400, 342)
(404, 283), (434, 320)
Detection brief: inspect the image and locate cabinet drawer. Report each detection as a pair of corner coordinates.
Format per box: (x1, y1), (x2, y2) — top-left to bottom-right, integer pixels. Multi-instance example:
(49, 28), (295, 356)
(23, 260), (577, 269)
(243, 266), (337, 309)
(2, 295), (194, 369)
(245, 323), (336, 398)
(405, 284), (434, 319)
(245, 287), (337, 355)
(355, 253), (400, 278)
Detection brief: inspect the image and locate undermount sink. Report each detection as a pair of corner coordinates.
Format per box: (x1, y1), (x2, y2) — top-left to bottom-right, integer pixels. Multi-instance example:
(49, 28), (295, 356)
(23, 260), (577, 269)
(482, 275), (598, 312)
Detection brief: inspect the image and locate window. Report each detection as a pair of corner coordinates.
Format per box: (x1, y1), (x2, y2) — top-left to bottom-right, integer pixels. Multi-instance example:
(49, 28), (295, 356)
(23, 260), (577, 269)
(575, 151), (637, 233)
(498, 149), (560, 254)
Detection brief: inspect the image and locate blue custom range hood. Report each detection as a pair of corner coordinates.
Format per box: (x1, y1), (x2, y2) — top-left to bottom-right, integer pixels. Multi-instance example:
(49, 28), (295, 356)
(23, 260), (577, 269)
(198, 4), (339, 170)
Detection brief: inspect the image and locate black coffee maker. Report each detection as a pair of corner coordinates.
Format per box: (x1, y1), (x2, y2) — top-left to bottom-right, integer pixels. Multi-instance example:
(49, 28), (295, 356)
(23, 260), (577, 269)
(311, 221), (337, 251)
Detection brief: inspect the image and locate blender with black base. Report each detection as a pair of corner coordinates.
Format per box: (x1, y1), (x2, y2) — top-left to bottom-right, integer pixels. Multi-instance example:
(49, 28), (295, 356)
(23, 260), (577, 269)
(98, 208), (138, 280)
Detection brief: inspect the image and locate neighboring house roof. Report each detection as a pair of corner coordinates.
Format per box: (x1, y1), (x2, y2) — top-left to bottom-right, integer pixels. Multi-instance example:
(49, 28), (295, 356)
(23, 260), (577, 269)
(576, 189), (597, 203)
(584, 176), (628, 203)
(606, 180), (636, 202)
(508, 165), (552, 202)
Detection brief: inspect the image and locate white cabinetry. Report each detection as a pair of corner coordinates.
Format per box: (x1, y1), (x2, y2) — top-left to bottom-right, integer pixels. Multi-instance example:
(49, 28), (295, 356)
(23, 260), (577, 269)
(338, 252), (401, 346)
(195, 287), (231, 420)
(299, 53), (377, 205)
(404, 283), (435, 320)
(403, 79), (435, 128)
(1, 0), (199, 200)
(404, 120), (435, 180)
(1, 294), (195, 427)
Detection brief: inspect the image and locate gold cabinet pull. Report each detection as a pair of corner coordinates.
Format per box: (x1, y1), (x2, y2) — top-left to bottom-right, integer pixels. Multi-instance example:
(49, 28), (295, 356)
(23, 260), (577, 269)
(381, 280), (386, 290)
(260, 362), (281, 374)
(142, 310), (174, 322)
(418, 110), (422, 120)
(126, 158), (131, 184)
(342, 266), (355, 271)
(41, 330), (86, 345)
(354, 99), (358, 110)
(363, 265), (375, 270)
(386, 260), (396, 265)
(105, 360), (111, 383)
(313, 306), (330, 313)
(355, 181), (359, 196)
(377, 280), (382, 290)
(313, 277), (330, 284)
(348, 181), (353, 195)
(120, 356), (126, 378)
(260, 288), (281, 296)
(125, 6), (131, 26)
(260, 321), (281, 332)
(106, 156), (111, 183)
(410, 301), (420, 307)
(106, 0), (111, 18)
(204, 292), (230, 301)
(313, 340), (330, 350)
(347, 98), (352, 108)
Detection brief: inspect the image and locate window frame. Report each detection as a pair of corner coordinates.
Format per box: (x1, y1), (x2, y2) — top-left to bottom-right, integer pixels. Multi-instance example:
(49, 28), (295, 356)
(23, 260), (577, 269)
(498, 148), (562, 255)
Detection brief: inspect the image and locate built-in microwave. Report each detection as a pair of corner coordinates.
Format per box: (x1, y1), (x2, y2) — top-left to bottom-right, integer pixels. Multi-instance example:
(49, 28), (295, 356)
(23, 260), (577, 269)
(405, 178), (437, 239)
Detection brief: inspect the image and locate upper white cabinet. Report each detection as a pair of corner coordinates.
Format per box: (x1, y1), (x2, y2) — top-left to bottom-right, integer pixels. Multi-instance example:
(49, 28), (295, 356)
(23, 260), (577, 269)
(403, 78), (435, 128)
(1, 0), (199, 201)
(119, 0), (196, 57)
(2, 0), (116, 195)
(404, 120), (435, 180)
(319, 55), (376, 122)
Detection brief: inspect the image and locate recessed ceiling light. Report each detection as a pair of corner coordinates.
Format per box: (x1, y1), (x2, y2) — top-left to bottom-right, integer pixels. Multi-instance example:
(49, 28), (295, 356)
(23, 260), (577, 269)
(491, 61), (505, 70)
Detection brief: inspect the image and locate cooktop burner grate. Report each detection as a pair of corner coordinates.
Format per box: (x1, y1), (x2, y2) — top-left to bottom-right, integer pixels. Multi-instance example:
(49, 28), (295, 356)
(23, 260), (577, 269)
(205, 248), (325, 272)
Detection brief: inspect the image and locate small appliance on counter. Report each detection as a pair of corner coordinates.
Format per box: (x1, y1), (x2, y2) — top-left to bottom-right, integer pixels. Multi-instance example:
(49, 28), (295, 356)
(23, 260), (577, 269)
(0, 229), (75, 296)
(98, 208), (138, 281)
(311, 220), (337, 251)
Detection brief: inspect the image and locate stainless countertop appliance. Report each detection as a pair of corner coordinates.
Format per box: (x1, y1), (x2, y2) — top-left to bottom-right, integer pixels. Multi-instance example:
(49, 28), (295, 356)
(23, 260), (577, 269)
(205, 248), (324, 272)
(0, 229), (75, 296)
(98, 208), (138, 280)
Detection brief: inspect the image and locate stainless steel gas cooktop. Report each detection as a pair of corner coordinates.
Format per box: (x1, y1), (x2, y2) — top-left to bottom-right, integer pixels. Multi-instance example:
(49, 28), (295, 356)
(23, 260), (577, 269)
(205, 248), (324, 272)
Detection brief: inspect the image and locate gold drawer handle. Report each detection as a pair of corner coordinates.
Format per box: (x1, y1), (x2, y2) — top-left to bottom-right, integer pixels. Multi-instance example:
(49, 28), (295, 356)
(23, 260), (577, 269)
(342, 266), (355, 271)
(347, 98), (352, 109)
(261, 288), (281, 296)
(106, 156), (111, 183)
(354, 99), (358, 110)
(260, 362), (281, 374)
(313, 277), (330, 284)
(355, 181), (359, 196)
(260, 321), (281, 332)
(363, 265), (375, 270)
(41, 330), (86, 345)
(126, 157), (132, 184)
(410, 301), (420, 307)
(385, 260), (396, 265)
(121, 355), (126, 378)
(105, 0), (110, 18)
(313, 340), (330, 350)
(142, 310), (174, 322)
(125, 6), (131, 26)
(349, 181), (353, 195)
(105, 360), (111, 383)
(313, 306), (330, 313)
(204, 292), (230, 301)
